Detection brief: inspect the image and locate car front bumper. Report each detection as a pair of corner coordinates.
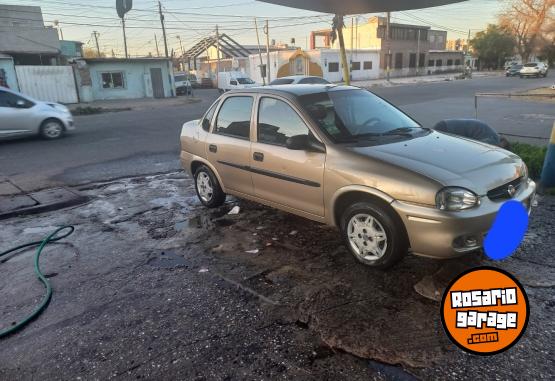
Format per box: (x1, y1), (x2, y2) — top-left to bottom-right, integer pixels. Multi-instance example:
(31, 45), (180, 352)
(520, 71), (541, 76)
(391, 180), (536, 259)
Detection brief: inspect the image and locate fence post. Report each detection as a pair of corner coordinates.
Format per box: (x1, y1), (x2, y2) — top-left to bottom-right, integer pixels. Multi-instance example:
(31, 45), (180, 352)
(474, 94), (478, 119)
(540, 121), (555, 190)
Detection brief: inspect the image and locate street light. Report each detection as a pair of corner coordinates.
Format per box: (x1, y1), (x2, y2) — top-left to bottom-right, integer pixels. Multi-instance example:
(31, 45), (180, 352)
(176, 35), (185, 71)
(257, 0), (467, 85)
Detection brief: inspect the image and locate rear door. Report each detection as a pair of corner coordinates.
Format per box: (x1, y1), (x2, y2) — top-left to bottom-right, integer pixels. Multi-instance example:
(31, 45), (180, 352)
(251, 95), (326, 216)
(205, 95), (254, 195)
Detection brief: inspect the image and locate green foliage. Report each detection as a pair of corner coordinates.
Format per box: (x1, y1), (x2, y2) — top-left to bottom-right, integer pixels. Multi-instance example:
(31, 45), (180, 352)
(470, 25), (516, 70)
(509, 142), (547, 180)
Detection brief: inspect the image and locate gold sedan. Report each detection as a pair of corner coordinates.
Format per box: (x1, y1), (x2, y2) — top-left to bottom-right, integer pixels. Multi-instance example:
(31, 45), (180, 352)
(180, 85), (535, 268)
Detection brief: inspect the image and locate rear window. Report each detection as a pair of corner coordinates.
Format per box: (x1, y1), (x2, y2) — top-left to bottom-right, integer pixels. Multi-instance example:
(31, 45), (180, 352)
(523, 63), (538, 67)
(270, 78), (294, 85)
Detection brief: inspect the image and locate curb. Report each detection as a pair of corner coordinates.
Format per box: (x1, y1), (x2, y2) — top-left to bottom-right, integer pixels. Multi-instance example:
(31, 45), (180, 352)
(0, 187), (89, 220)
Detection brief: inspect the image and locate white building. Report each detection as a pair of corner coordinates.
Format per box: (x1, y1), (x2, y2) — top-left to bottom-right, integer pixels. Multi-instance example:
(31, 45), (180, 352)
(248, 48), (380, 84)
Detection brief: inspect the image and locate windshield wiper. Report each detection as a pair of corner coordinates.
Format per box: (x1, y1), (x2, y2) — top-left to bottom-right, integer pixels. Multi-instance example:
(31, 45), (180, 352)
(381, 127), (427, 136)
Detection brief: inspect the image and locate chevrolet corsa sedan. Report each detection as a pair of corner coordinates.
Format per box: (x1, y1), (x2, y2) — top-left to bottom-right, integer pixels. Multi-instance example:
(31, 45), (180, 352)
(180, 85), (536, 268)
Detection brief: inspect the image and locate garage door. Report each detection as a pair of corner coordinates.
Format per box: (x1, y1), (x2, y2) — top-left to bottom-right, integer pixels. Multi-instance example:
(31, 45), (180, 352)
(15, 65), (78, 104)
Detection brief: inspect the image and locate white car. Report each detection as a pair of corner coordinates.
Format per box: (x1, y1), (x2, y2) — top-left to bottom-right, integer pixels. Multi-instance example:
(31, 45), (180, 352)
(269, 75), (331, 85)
(0, 87), (75, 140)
(520, 62), (549, 78)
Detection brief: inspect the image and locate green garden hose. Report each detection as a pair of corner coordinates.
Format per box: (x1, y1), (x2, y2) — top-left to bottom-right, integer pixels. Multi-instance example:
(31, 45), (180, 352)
(0, 225), (75, 338)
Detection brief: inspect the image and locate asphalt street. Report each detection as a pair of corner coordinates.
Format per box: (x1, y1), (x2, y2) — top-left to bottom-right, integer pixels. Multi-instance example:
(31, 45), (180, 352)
(0, 72), (553, 192)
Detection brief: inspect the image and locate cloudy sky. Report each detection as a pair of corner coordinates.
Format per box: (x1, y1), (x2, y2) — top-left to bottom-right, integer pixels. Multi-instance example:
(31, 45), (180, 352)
(11, 0), (505, 57)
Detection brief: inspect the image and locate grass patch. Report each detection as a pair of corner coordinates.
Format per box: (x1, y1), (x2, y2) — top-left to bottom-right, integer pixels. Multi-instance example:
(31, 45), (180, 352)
(509, 142), (547, 180)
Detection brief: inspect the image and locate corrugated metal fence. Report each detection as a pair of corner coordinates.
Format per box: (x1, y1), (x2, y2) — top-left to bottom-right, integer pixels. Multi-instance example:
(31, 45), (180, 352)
(15, 65), (78, 104)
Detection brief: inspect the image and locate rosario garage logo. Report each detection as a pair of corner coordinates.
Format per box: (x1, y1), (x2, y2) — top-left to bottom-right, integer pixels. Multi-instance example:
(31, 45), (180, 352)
(441, 267), (529, 355)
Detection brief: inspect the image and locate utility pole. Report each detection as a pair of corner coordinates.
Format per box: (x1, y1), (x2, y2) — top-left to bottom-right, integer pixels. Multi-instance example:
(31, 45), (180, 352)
(122, 17), (128, 58)
(154, 33), (160, 57)
(350, 17), (354, 66)
(264, 20), (270, 84)
(216, 25), (221, 87)
(176, 35), (185, 71)
(92, 31), (101, 57)
(416, 29), (421, 76)
(386, 12), (391, 81)
(254, 18), (266, 85)
(158, 1), (168, 57)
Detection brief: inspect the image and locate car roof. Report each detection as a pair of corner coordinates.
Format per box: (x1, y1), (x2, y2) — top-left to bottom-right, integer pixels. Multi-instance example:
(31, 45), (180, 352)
(278, 75), (322, 80)
(228, 84), (358, 97)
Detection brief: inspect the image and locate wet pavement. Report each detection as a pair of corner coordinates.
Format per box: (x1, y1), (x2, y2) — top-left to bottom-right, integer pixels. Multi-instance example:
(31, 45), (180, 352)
(0, 172), (553, 380)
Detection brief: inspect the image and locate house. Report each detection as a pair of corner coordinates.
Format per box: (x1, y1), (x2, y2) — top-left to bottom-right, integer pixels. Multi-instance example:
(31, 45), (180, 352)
(0, 5), (61, 65)
(60, 40), (84, 62)
(248, 48), (380, 83)
(317, 16), (464, 78)
(0, 54), (18, 90)
(74, 58), (175, 102)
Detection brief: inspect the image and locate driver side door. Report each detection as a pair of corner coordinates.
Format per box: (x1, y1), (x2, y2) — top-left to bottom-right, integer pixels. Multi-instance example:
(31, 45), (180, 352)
(251, 96), (326, 217)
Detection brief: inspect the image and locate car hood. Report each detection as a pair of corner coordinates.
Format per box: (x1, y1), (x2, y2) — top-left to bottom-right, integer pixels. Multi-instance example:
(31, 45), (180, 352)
(348, 131), (524, 195)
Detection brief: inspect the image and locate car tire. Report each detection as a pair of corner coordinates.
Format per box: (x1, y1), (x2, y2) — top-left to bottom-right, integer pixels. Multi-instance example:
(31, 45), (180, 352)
(40, 119), (64, 139)
(194, 165), (226, 208)
(340, 201), (408, 269)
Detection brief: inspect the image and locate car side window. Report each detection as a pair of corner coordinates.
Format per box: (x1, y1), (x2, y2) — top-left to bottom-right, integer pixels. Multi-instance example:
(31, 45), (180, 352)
(214, 96), (253, 139)
(201, 101), (218, 131)
(0, 91), (33, 108)
(258, 97), (309, 146)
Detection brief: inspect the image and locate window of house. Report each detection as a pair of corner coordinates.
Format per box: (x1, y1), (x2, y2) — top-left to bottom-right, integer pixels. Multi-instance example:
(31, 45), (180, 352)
(436, 59), (443, 67)
(363, 61), (373, 70)
(428, 60), (435, 67)
(395, 53), (403, 69)
(101, 72), (125, 89)
(258, 97), (309, 146)
(419, 53), (426, 68)
(455, 59), (461, 66)
(214, 96), (253, 139)
(328, 62), (339, 72)
(409, 53), (417, 68)
(447, 59), (453, 66)
(351, 62), (361, 71)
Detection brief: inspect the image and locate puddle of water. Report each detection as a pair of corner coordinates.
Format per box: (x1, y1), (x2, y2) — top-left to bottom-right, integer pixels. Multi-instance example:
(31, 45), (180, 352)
(368, 360), (417, 381)
(147, 250), (188, 269)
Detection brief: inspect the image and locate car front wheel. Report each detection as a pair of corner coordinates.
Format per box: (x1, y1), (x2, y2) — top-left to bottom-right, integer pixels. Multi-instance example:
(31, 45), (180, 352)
(340, 202), (408, 269)
(40, 119), (64, 139)
(194, 165), (226, 208)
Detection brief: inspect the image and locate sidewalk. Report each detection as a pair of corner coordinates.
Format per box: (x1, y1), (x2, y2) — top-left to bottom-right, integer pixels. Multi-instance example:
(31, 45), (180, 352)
(352, 71), (504, 88)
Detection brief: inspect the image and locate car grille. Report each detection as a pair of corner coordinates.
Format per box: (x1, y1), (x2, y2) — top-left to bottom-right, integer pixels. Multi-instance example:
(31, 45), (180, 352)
(487, 177), (523, 201)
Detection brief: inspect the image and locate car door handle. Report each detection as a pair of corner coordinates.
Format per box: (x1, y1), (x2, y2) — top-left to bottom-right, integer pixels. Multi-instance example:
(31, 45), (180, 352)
(253, 152), (264, 162)
(209, 144), (217, 153)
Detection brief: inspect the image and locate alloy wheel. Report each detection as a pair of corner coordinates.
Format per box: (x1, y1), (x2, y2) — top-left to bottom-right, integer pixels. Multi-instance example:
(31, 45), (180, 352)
(347, 213), (388, 262)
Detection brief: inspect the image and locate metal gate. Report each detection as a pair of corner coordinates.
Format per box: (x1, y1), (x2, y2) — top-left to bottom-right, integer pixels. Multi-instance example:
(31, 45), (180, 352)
(150, 68), (164, 98)
(15, 65), (78, 104)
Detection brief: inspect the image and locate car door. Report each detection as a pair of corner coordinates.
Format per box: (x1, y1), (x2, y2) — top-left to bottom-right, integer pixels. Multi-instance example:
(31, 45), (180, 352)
(205, 95), (254, 196)
(0, 90), (36, 136)
(251, 96), (326, 216)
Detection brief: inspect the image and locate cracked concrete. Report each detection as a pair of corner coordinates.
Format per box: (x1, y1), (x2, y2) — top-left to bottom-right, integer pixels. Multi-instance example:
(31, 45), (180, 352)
(0, 172), (553, 380)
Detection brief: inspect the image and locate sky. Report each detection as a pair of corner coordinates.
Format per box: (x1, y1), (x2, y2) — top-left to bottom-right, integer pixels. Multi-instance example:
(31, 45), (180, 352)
(9, 0), (505, 57)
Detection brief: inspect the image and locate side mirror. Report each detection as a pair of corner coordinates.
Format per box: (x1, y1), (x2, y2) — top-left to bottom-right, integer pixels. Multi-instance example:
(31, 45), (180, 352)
(201, 118), (210, 131)
(286, 134), (325, 153)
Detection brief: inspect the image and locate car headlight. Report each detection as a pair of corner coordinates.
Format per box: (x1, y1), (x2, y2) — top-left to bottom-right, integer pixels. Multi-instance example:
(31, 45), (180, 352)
(436, 187), (480, 211)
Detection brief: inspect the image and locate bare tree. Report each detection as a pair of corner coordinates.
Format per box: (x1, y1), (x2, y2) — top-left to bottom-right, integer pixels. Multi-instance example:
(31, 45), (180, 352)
(499, 0), (555, 63)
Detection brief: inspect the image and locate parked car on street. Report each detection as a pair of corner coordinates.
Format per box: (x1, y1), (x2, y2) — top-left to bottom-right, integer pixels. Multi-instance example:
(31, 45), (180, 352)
(270, 75), (331, 85)
(0, 87), (74, 140)
(180, 85), (535, 268)
(506, 64), (523, 77)
(217, 71), (258, 93)
(520, 62), (548, 78)
(174, 72), (192, 96)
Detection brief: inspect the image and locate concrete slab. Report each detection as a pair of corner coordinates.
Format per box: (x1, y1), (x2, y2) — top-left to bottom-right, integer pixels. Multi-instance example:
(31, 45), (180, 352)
(0, 194), (37, 213)
(0, 181), (21, 196)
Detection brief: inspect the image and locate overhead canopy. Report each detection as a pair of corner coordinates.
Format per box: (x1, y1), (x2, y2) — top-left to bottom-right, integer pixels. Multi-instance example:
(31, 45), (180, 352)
(257, 0), (466, 14)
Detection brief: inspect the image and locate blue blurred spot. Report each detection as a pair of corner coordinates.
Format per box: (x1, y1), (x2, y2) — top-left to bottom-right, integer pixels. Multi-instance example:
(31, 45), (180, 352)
(484, 200), (529, 261)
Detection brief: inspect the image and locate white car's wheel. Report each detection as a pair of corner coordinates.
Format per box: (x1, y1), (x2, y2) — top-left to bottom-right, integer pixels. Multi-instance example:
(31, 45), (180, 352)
(40, 119), (64, 139)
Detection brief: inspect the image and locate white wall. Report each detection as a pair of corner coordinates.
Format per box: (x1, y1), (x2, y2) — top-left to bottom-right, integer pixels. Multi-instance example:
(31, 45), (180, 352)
(316, 50), (380, 82)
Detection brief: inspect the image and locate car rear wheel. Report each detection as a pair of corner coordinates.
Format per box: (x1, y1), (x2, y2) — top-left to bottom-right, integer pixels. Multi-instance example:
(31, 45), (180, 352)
(340, 202), (408, 269)
(40, 119), (64, 139)
(194, 165), (226, 208)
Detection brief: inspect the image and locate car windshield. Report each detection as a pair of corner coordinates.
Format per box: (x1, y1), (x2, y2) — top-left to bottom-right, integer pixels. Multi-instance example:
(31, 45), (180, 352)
(237, 78), (254, 84)
(270, 78), (295, 85)
(175, 75), (188, 82)
(299, 89), (425, 143)
(523, 63), (538, 67)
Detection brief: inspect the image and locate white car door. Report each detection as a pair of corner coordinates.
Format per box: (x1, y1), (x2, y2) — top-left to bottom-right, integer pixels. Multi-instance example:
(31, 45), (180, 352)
(0, 90), (36, 136)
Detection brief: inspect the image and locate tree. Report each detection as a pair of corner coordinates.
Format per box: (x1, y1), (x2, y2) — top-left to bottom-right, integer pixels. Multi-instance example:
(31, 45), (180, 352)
(470, 25), (516, 69)
(83, 47), (105, 58)
(499, 0), (555, 63)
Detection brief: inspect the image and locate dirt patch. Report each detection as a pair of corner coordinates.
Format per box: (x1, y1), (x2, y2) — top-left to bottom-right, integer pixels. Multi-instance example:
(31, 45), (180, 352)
(514, 87), (555, 104)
